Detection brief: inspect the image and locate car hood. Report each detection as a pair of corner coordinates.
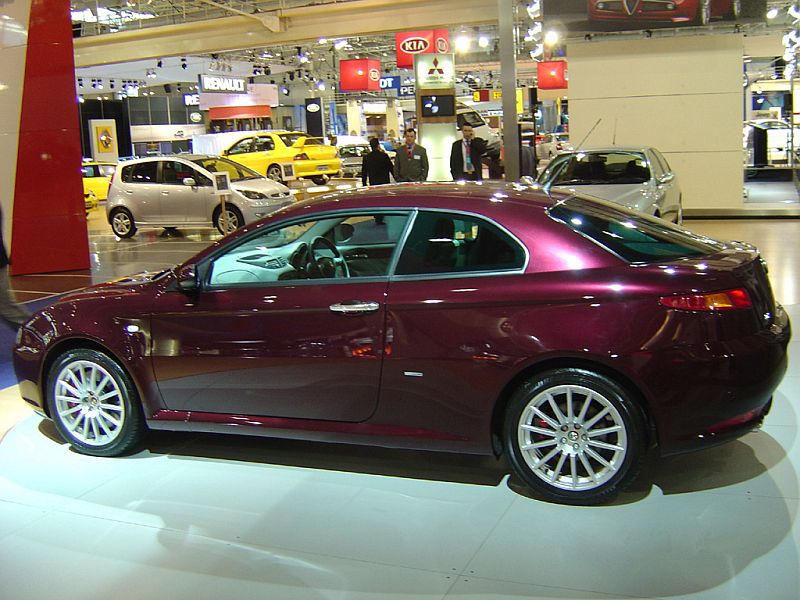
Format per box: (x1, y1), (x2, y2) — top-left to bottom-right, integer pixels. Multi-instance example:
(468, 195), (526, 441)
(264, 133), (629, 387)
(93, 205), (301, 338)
(553, 183), (650, 211)
(232, 178), (291, 196)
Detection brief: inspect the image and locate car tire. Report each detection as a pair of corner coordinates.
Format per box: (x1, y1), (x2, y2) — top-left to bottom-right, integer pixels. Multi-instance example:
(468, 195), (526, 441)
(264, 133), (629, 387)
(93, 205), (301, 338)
(214, 204), (245, 235)
(696, 0), (711, 24)
(266, 164), (284, 182)
(504, 368), (646, 505)
(46, 348), (146, 457)
(110, 207), (136, 238)
(311, 175), (329, 185)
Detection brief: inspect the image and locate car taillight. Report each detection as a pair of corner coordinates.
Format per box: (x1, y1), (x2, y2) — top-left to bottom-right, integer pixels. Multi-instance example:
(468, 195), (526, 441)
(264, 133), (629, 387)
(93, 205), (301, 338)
(108, 170), (116, 196)
(659, 288), (753, 311)
(294, 153), (309, 160)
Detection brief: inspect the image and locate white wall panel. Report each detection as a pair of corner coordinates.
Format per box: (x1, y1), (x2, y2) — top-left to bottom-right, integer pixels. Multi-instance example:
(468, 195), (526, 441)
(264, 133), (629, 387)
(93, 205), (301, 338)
(567, 35), (744, 212)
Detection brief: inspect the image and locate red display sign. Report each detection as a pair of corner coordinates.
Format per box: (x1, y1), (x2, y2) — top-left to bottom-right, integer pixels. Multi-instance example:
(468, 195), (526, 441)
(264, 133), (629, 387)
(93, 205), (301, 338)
(339, 59), (382, 92)
(395, 29), (450, 69)
(537, 61), (568, 90)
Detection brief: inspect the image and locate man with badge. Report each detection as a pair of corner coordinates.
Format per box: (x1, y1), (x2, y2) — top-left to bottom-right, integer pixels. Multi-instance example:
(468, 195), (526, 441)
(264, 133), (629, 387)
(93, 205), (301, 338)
(450, 124), (487, 181)
(394, 128), (429, 182)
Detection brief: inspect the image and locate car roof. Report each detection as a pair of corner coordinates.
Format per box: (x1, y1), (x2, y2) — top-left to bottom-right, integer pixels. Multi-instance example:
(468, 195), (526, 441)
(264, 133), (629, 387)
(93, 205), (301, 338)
(558, 147), (649, 154)
(281, 182), (560, 217)
(120, 154), (216, 163)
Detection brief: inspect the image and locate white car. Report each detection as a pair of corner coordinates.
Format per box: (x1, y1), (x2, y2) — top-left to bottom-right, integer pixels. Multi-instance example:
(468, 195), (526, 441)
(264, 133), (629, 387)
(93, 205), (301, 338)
(106, 155), (293, 238)
(743, 119), (800, 165)
(536, 146), (682, 224)
(536, 133), (573, 160)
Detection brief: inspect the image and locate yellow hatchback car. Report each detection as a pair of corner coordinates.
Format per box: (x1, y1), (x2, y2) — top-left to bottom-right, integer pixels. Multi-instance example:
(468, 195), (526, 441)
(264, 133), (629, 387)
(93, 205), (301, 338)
(81, 161), (117, 201)
(223, 131), (341, 184)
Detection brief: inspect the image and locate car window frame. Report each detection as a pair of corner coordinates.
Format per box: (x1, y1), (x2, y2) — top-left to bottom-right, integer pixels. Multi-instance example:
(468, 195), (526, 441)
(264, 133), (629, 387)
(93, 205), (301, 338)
(198, 208), (416, 290)
(124, 160), (158, 184)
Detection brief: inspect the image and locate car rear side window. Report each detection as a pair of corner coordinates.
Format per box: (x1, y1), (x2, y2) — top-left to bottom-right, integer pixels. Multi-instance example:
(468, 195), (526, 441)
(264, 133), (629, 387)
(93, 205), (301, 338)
(121, 162), (157, 183)
(549, 197), (724, 263)
(395, 211), (525, 275)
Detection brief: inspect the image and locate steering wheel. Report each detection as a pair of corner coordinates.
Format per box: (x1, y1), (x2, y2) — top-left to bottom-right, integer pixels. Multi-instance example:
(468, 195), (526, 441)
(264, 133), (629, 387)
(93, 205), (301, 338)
(308, 236), (349, 278)
(289, 242), (310, 271)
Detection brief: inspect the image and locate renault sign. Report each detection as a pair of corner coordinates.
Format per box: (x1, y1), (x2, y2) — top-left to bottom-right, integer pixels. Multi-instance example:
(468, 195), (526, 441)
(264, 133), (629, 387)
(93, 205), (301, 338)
(199, 74), (248, 94)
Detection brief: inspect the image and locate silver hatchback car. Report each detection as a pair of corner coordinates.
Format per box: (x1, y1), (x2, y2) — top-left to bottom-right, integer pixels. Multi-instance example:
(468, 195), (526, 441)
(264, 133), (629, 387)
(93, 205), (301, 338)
(537, 147), (682, 224)
(106, 155), (293, 238)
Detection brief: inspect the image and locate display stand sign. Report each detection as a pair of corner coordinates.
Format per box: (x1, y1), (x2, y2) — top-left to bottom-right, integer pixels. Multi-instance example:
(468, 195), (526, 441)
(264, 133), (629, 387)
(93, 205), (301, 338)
(212, 171), (232, 233)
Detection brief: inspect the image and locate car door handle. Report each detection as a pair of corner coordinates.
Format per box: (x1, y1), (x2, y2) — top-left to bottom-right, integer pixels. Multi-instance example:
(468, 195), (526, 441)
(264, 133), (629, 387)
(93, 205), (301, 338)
(329, 301), (380, 314)
(161, 191), (170, 195)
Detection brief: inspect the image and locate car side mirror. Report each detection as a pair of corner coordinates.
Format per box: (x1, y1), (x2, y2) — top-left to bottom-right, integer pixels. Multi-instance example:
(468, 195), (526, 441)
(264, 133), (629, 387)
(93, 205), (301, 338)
(658, 173), (674, 185)
(182, 177), (196, 187)
(519, 176), (536, 187)
(175, 264), (199, 292)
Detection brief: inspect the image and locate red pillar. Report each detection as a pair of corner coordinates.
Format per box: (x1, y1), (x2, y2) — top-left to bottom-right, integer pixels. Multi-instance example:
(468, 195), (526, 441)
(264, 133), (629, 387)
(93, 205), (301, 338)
(10, 0), (90, 275)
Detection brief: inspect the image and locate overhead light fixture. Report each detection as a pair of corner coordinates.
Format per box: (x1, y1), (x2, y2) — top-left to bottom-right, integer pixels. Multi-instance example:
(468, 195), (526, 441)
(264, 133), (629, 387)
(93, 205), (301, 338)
(334, 39), (348, 50)
(455, 34), (470, 53)
(281, 85), (289, 95)
(478, 35), (490, 48)
(767, 7), (779, 19)
(790, 4), (800, 20)
(317, 80), (326, 91)
(544, 30), (560, 46)
(318, 37), (328, 44)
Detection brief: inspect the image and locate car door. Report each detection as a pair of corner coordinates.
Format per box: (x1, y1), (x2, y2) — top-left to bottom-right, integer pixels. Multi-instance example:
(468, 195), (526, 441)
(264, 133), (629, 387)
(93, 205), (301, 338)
(650, 149), (680, 220)
(156, 159), (211, 225)
(149, 210), (412, 421)
(379, 210), (529, 435)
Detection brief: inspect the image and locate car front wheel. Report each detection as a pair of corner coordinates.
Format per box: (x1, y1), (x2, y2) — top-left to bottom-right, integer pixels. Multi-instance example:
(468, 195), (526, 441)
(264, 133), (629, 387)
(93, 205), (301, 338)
(214, 204), (244, 235)
(110, 208), (136, 238)
(46, 349), (146, 456)
(504, 368), (646, 505)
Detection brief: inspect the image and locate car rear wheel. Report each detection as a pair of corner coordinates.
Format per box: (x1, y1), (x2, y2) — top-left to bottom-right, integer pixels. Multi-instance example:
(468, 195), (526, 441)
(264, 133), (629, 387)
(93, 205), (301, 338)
(110, 208), (136, 238)
(214, 204), (244, 235)
(46, 349), (146, 457)
(266, 164), (284, 182)
(504, 368), (646, 505)
(311, 175), (329, 185)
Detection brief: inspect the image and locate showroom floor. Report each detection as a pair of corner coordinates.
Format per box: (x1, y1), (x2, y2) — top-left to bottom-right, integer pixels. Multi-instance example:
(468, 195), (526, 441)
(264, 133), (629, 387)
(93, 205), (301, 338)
(0, 210), (799, 599)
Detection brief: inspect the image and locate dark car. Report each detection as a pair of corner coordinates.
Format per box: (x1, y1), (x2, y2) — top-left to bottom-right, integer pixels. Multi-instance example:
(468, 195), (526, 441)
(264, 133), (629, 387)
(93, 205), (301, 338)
(14, 183), (790, 505)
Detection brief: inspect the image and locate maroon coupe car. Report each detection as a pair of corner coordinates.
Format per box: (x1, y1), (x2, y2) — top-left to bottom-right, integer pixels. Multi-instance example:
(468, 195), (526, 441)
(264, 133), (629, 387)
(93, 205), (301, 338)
(14, 183), (790, 504)
(588, 0), (740, 25)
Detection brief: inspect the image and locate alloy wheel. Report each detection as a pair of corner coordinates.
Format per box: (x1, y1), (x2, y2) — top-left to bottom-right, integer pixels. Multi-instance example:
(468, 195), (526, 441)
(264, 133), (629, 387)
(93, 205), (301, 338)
(112, 212), (132, 236)
(53, 359), (126, 446)
(516, 384), (628, 492)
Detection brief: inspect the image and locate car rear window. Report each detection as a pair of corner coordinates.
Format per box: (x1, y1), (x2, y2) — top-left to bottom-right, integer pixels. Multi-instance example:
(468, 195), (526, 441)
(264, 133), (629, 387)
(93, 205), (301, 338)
(279, 133), (323, 146)
(548, 196), (725, 263)
(552, 152), (651, 185)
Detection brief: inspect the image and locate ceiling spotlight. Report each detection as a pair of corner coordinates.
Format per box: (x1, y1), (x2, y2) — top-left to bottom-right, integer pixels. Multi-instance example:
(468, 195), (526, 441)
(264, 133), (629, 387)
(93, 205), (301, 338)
(334, 39), (348, 50)
(527, 0), (542, 20)
(281, 85), (289, 95)
(478, 35), (490, 48)
(790, 4), (800, 20)
(318, 37), (328, 44)
(455, 34), (470, 53)
(299, 54), (309, 64)
(767, 7), (779, 19)
(317, 80), (326, 91)
(544, 30), (560, 46)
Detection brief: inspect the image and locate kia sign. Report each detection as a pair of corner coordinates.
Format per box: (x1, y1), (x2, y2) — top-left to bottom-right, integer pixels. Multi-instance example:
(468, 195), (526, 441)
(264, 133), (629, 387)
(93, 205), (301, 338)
(339, 58), (381, 92)
(199, 74), (247, 94)
(395, 29), (450, 69)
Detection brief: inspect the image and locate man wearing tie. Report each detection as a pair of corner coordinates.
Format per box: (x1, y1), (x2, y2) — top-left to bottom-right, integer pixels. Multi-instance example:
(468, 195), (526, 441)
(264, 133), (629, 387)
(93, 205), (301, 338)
(450, 124), (487, 181)
(394, 128), (429, 182)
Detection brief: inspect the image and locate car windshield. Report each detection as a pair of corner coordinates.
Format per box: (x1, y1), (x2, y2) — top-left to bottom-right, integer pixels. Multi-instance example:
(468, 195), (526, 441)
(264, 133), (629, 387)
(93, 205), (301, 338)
(339, 145), (370, 158)
(549, 152), (651, 185)
(548, 196), (725, 263)
(191, 157), (263, 182)
(279, 133), (323, 146)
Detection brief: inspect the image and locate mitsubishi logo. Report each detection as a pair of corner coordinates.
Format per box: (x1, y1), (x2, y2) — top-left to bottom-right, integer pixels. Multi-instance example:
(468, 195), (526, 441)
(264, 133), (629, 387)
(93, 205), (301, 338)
(428, 58), (444, 75)
(624, 0), (640, 14)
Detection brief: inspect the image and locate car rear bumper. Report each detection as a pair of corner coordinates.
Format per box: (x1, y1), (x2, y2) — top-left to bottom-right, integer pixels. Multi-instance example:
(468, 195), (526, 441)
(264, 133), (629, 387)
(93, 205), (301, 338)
(650, 306), (791, 455)
(294, 159), (342, 177)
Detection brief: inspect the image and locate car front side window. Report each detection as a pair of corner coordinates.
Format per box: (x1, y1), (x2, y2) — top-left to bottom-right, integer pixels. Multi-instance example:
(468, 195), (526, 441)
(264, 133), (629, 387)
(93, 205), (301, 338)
(206, 212), (411, 287)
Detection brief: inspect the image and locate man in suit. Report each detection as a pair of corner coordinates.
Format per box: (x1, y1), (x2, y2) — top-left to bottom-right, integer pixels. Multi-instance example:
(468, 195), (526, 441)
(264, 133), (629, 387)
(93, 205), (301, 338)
(361, 138), (394, 186)
(394, 128), (429, 182)
(450, 124), (487, 181)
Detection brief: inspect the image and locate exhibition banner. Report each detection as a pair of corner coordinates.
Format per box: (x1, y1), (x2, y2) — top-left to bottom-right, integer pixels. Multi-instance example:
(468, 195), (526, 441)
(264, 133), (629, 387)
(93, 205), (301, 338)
(339, 59), (381, 92)
(395, 29), (450, 69)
